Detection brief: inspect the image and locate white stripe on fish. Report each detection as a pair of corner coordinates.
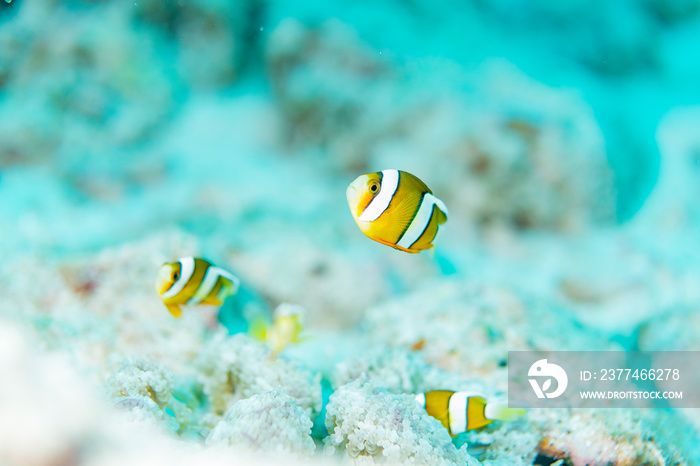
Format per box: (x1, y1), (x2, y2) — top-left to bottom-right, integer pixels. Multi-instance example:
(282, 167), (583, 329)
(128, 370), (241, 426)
(162, 256), (195, 299)
(359, 169), (399, 222)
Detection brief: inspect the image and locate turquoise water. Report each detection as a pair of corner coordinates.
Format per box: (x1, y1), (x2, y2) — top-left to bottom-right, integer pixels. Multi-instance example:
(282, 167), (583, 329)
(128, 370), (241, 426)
(1, 0), (700, 464)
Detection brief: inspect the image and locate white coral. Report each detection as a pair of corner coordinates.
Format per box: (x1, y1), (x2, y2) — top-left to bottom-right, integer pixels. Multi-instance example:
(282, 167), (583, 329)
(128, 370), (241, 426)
(105, 357), (188, 432)
(333, 347), (466, 395)
(363, 280), (618, 388)
(206, 388), (315, 457)
(106, 357), (174, 406)
(324, 378), (478, 465)
(196, 332), (322, 419)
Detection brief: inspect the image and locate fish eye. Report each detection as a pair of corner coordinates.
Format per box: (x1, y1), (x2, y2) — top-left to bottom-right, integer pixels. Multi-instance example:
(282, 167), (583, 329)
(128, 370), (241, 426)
(172, 272), (179, 281)
(369, 181), (380, 193)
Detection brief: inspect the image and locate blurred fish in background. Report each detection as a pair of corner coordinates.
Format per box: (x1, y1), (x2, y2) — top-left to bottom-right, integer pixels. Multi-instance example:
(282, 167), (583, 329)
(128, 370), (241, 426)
(155, 257), (240, 318)
(250, 303), (306, 356)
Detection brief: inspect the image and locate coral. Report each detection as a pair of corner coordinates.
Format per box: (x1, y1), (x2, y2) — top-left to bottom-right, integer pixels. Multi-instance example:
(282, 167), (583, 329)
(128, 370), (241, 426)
(333, 347), (469, 395)
(324, 378), (478, 465)
(482, 0), (659, 75)
(196, 332), (322, 420)
(0, 0), (176, 169)
(230, 234), (402, 329)
(105, 357), (189, 432)
(130, 0), (255, 89)
(471, 425), (540, 466)
(0, 321), (327, 466)
(111, 395), (168, 427)
(0, 231), (209, 371)
(206, 388), (315, 457)
(106, 357), (175, 406)
(530, 409), (682, 466)
(462, 407), (692, 465)
(362, 279), (617, 389)
(265, 18), (392, 160)
(0, 0), (263, 207)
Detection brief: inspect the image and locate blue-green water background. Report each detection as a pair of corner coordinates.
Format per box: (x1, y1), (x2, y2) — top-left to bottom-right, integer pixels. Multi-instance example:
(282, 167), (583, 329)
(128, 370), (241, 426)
(2, 0), (700, 250)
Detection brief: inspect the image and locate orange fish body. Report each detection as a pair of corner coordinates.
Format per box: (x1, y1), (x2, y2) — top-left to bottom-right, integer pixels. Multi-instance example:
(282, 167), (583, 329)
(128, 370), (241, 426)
(416, 390), (524, 436)
(346, 170), (448, 253)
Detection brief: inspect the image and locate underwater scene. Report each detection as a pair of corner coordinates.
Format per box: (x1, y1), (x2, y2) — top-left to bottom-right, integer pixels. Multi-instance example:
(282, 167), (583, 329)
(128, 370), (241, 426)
(1, 0), (700, 464)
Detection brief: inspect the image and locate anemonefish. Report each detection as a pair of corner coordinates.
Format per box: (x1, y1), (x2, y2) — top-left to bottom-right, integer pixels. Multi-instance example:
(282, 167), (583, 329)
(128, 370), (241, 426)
(250, 304), (305, 355)
(155, 257), (240, 318)
(346, 169), (448, 253)
(415, 390), (524, 436)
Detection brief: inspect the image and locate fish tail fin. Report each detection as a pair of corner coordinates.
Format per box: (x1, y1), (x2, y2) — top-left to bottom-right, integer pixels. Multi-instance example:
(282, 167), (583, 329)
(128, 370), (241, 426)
(248, 316), (269, 341)
(485, 401), (526, 422)
(166, 304), (182, 319)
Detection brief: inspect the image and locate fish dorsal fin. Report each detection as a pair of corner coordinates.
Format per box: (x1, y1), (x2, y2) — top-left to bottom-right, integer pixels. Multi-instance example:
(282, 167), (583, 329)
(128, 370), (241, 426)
(399, 171), (432, 194)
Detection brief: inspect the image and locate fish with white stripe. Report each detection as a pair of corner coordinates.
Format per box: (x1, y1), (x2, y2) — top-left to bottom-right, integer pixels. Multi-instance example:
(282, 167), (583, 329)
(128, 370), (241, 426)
(155, 257), (240, 318)
(346, 169), (448, 253)
(415, 390), (524, 436)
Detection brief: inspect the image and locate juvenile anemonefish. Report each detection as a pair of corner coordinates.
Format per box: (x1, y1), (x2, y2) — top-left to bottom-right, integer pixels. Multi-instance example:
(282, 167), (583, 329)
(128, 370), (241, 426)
(415, 390), (524, 436)
(250, 304), (305, 355)
(155, 257), (240, 318)
(346, 169), (448, 253)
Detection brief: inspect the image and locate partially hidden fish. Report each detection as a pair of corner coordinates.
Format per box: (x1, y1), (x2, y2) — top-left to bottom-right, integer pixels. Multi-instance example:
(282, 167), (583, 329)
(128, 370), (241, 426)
(346, 169), (448, 253)
(415, 390), (524, 435)
(250, 303), (305, 355)
(155, 257), (240, 318)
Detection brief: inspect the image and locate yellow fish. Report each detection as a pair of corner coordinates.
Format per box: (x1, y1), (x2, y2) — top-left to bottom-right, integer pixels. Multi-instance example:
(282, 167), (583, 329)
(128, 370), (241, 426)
(155, 257), (240, 318)
(415, 390), (524, 435)
(250, 304), (305, 355)
(346, 169), (448, 253)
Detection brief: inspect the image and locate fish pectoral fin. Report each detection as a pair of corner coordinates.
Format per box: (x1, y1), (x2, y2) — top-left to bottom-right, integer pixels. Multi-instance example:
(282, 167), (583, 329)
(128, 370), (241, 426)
(165, 303), (183, 319)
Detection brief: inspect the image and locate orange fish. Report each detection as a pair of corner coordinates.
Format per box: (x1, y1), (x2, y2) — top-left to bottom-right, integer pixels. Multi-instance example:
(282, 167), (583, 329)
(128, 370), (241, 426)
(346, 170), (448, 253)
(415, 390), (524, 435)
(155, 257), (239, 318)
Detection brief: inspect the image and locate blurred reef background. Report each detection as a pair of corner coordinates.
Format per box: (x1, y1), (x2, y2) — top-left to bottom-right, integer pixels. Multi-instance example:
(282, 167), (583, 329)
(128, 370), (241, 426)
(1, 0), (700, 464)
